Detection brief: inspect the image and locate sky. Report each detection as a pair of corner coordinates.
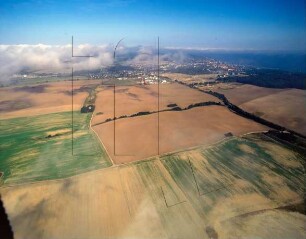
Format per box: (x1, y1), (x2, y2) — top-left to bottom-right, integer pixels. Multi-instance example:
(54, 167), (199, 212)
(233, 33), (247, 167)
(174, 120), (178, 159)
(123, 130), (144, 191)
(0, 0), (305, 51)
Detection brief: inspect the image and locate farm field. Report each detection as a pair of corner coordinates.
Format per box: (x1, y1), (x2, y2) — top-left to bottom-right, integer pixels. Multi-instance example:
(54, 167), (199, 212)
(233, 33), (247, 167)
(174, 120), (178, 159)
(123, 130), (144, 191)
(0, 80), (100, 119)
(1, 0), (306, 238)
(1, 78), (305, 239)
(239, 89), (306, 134)
(162, 73), (219, 84)
(92, 82), (219, 125)
(1, 134), (305, 239)
(210, 83), (287, 105)
(92, 106), (267, 164)
(210, 84), (306, 135)
(0, 111), (111, 186)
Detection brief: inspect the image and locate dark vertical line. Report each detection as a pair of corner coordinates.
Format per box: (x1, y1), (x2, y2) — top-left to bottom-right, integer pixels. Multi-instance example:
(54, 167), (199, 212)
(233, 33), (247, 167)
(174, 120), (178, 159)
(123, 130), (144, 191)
(160, 187), (169, 208)
(118, 168), (132, 216)
(0, 196), (14, 239)
(188, 159), (200, 196)
(114, 84), (116, 155)
(72, 36), (74, 57)
(157, 37), (160, 155)
(72, 67), (74, 155)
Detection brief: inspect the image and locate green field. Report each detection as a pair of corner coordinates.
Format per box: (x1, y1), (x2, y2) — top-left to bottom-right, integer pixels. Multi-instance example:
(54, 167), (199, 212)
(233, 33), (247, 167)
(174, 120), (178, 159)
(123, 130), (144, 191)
(161, 135), (305, 221)
(0, 131), (305, 238)
(120, 135), (305, 235)
(119, 135), (306, 238)
(0, 111), (111, 185)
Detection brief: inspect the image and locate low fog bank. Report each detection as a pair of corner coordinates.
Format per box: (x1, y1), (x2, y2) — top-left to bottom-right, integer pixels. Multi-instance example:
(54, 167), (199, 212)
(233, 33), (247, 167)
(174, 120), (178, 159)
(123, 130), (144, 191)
(1, 44), (305, 83)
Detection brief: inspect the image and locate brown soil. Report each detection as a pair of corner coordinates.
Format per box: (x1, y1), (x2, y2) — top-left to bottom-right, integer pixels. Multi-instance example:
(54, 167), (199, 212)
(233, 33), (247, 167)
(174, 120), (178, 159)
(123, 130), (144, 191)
(13, 85), (47, 93)
(92, 83), (219, 125)
(0, 80), (100, 119)
(163, 73), (219, 84)
(213, 84), (286, 105)
(204, 83), (306, 135)
(93, 106), (267, 164)
(239, 89), (306, 134)
(0, 99), (33, 112)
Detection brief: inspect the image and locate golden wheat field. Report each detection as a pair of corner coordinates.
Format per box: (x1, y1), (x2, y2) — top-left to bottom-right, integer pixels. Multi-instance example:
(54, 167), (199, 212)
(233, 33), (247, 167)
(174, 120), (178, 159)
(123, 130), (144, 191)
(1, 134), (305, 239)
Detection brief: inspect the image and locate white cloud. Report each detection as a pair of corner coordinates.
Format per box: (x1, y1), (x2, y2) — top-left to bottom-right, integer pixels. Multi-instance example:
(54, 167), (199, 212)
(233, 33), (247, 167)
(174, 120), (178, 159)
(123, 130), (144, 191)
(0, 44), (114, 81)
(0, 43), (189, 82)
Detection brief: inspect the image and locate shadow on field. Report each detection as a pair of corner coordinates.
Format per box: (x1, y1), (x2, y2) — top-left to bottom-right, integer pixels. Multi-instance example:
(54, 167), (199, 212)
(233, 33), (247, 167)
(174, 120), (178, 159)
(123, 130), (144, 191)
(0, 196), (14, 239)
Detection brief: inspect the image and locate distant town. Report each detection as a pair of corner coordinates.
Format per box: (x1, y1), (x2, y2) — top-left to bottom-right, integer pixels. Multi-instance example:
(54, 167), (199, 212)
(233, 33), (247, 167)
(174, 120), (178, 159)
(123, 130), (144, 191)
(10, 56), (247, 85)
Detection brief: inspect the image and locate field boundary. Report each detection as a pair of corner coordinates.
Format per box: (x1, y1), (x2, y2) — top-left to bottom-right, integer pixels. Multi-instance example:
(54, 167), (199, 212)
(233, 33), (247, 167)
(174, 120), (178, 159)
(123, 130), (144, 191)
(92, 101), (223, 127)
(0, 131), (268, 189)
(90, 112), (114, 166)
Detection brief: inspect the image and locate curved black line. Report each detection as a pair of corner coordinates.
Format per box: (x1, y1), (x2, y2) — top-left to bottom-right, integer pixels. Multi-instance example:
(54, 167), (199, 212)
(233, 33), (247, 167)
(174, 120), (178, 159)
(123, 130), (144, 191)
(113, 38), (125, 60)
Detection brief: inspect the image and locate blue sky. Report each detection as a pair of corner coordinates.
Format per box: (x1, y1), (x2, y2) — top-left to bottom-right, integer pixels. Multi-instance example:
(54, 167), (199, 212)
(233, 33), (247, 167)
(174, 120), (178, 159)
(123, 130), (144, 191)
(0, 0), (305, 51)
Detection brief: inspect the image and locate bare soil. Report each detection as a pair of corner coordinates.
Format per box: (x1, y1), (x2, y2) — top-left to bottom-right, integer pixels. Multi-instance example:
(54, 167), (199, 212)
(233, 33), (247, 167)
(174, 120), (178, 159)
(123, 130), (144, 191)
(239, 89), (306, 134)
(92, 83), (219, 125)
(212, 83), (286, 105)
(93, 106), (267, 164)
(0, 80), (100, 119)
(202, 83), (306, 135)
(163, 73), (219, 84)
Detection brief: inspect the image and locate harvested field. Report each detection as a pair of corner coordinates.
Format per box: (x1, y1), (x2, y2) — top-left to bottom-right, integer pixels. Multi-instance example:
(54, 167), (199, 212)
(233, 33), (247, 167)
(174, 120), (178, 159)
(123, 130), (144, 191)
(209, 84), (306, 134)
(163, 73), (219, 84)
(0, 99), (33, 112)
(0, 80), (100, 119)
(92, 106), (267, 164)
(1, 77), (305, 238)
(221, 210), (306, 239)
(92, 83), (219, 125)
(1, 134), (304, 239)
(212, 83), (287, 105)
(239, 89), (306, 134)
